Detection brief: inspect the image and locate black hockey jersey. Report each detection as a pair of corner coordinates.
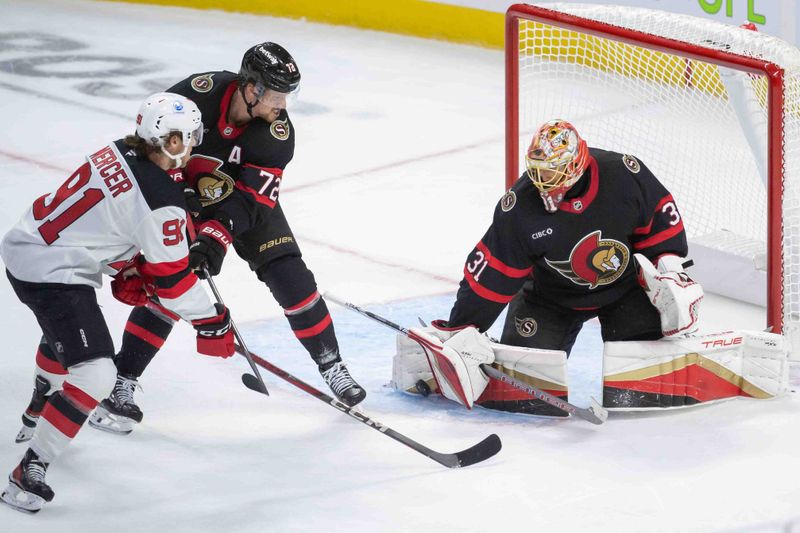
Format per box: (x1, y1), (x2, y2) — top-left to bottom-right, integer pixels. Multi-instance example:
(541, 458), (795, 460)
(168, 71), (295, 235)
(448, 148), (688, 331)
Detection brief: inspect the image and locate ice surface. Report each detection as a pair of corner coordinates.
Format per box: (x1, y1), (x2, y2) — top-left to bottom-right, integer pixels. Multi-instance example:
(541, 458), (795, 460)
(0, 1), (798, 531)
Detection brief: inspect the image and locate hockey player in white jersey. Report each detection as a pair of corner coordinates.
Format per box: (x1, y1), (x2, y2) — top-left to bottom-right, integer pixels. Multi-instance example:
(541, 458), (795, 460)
(0, 93), (235, 514)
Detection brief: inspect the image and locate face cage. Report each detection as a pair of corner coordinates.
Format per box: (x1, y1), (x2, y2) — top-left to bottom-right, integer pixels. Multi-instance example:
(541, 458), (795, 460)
(525, 162), (583, 213)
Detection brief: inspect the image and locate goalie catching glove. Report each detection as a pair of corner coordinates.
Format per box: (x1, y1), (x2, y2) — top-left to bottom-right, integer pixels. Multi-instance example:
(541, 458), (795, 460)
(635, 253), (703, 337)
(409, 322), (494, 408)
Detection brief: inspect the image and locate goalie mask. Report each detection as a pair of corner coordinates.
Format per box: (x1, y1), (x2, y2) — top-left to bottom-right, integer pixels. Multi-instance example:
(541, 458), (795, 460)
(525, 119), (589, 213)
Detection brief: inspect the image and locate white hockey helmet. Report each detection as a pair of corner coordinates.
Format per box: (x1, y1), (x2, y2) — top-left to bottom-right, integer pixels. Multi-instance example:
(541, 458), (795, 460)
(136, 92), (203, 167)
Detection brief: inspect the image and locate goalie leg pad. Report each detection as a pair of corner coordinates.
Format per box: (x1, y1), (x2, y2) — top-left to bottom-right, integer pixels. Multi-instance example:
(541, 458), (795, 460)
(603, 331), (789, 410)
(477, 342), (569, 416)
(393, 333), (569, 415)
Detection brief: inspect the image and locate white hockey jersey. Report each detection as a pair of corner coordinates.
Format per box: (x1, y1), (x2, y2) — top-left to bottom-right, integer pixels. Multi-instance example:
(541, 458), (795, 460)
(1, 140), (216, 322)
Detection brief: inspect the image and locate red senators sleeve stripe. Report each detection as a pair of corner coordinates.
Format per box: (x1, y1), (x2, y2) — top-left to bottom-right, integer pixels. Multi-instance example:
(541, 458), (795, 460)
(235, 181), (277, 208)
(476, 241), (532, 278)
(633, 195), (675, 235)
(633, 221), (685, 250)
(463, 266), (516, 304)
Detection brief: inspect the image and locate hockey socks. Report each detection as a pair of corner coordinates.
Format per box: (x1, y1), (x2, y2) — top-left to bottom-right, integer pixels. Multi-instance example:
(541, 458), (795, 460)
(16, 340), (68, 444)
(115, 306), (175, 378)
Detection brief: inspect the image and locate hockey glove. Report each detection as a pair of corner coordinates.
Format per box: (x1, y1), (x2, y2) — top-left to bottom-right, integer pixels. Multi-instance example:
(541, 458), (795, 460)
(110, 257), (156, 306)
(192, 303), (234, 358)
(635, 253), (704, 337)
(184, 187), (202, 220)
(188, 217), (233, 279)
(429, 319), (471, 342)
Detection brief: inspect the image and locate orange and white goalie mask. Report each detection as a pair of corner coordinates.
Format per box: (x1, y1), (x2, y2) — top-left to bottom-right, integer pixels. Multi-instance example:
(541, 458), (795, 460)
(525, 119), (589, 213)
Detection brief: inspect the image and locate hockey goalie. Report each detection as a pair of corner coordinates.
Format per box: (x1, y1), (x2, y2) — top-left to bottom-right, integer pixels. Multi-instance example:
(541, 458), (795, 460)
(392, 120), (789, 415)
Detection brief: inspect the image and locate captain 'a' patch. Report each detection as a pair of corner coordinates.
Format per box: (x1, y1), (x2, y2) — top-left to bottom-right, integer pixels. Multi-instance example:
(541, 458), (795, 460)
(545, 230), (630, 289)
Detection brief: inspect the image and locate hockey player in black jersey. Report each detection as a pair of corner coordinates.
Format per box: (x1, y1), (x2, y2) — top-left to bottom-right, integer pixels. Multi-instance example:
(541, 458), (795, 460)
(404, 120), (703, 412)
(83, 42), (365, 434)
(1, 93), (235, 512)
(434, 119), (701, 349)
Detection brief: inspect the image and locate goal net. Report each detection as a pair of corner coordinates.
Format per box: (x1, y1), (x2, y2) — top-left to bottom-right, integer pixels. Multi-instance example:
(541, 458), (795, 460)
(506, 3), (800, 355)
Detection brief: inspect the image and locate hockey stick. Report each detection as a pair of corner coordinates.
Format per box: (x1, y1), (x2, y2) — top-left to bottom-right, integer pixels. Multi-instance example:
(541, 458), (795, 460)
(325, 294), (608, 425)
(203, 268), (269, 395)
(236, 344), (501, 468)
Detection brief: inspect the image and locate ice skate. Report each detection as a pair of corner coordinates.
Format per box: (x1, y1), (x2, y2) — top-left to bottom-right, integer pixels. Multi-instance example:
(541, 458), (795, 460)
(320, 361), (366, 407)
(15, 376), (52, 444)
(0, 449), (54, 514)
(88, 374), (143, 435)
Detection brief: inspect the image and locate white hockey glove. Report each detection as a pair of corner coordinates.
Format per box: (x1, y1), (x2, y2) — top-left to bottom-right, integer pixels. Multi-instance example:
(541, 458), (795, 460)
(635, 253), (703, 337)
(407, 325), (494, 408)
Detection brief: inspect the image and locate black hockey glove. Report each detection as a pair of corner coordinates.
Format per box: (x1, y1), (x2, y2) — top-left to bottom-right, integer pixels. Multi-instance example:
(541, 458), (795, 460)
(184, 187), (203, 220)
(189, 216), (233, 279)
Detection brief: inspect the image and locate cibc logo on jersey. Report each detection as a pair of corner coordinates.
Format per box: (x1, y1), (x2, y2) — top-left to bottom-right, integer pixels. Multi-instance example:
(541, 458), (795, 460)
(545, 230), (629, 289)
(186, 155), (235, 206)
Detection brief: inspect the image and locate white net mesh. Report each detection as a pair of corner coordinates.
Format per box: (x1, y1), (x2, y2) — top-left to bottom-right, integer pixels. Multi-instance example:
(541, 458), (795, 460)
(512, 3), (800, 352)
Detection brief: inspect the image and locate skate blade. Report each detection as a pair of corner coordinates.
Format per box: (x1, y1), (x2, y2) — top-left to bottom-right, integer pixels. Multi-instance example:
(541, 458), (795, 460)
(88, 407), (136, 435)
(14, 426), (35, 444)
(1, 481), (46, 514)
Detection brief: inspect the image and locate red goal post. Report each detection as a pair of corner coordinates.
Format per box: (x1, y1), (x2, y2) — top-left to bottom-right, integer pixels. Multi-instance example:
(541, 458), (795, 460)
(505, 3), (800, 353)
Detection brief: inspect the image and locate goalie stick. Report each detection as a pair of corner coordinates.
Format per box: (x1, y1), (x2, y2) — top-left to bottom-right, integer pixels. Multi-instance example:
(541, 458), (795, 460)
(203, 268), (269, 395)
(326, 294), (608, 425)
(237, 345), (502, 468)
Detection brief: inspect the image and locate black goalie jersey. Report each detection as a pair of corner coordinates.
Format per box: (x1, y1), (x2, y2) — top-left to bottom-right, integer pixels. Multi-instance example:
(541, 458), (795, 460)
(167, 71), (295, 234)
(448, 148), (688, 331)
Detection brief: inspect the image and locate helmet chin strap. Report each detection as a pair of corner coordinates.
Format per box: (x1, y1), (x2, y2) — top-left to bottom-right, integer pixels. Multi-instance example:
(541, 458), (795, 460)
(161, 145), (189, 169)
(239, 84), (261, 119)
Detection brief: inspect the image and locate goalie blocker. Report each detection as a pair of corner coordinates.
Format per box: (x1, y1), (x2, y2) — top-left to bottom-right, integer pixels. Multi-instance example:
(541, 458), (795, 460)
(603, 330), (789, 409)
(394, 327), (570, 417)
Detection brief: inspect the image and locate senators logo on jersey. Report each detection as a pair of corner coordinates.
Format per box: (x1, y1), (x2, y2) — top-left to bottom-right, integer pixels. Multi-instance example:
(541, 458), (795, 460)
(545, 230), (629, 289)
(185, 155), (235, 206)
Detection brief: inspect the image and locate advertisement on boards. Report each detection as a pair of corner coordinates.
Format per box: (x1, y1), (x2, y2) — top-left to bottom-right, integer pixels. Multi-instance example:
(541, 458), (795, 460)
(444, 1), (797, 45)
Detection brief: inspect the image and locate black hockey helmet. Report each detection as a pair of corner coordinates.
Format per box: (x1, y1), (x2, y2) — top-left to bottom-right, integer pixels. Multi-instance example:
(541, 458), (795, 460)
(239, 42), (301, 94)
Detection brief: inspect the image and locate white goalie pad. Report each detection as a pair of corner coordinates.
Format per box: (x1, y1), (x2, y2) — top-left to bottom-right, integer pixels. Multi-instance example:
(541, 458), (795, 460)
(603, 330), (789, 410)
(393, 332), (568, 412)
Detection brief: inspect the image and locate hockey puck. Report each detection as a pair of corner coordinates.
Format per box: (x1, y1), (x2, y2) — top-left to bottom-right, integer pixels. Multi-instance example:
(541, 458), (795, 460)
(415, 379), (431, 397)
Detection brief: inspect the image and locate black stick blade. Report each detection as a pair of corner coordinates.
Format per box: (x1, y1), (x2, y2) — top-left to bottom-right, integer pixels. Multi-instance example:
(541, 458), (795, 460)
(430, 433), (502, 468)
(241, 373), (270, 395)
